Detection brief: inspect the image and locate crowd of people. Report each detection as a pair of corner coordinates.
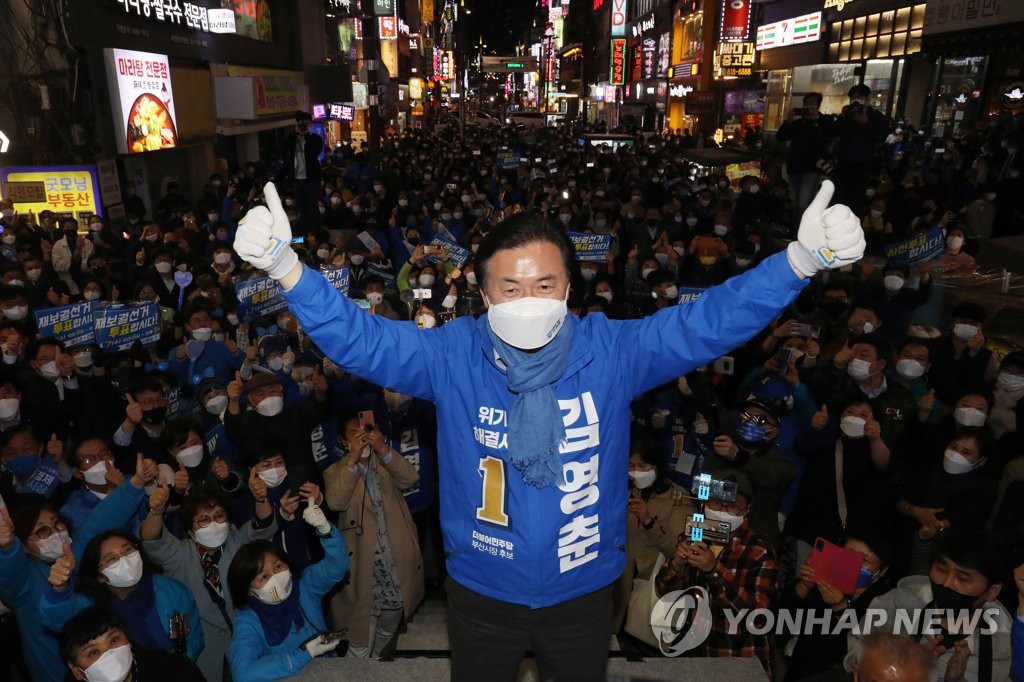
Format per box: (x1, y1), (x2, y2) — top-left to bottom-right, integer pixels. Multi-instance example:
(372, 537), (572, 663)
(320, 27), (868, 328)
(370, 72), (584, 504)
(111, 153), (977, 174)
(0, 86), (1022, 682)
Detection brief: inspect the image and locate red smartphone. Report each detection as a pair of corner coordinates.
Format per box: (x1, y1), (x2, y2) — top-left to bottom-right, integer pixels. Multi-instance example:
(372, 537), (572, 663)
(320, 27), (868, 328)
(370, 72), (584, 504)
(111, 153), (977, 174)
(358, 410), (375, 432)
(809, 537), (864, 595)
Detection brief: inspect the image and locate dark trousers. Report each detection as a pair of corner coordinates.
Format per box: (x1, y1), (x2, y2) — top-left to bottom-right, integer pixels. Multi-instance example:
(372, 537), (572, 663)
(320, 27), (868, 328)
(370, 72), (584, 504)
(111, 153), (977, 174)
(446, 577), (613, 682)
(833, 162), (871, 218)
(292, 178), (323, 231)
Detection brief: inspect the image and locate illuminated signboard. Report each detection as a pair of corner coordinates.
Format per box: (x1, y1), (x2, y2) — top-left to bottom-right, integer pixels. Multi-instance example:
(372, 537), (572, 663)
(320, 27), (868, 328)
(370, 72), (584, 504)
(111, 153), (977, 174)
(609, 39), (627, 85)
(339, 105), (355, 120)
(104, 48), (178, 155)
(611, 0), (628, 37)
(669, 83), (694, 97)
(373, 0), (396, 15)
(330, 103), (343, 118)
(1, 166), (102, 221)
(720, 0), (753, 42)
(717, 41), (756, 77)
(379, 16), (398, 39)
(312, 104), (327, 119)
(756, 12), (822, 50)
(669, 61), (701, 78)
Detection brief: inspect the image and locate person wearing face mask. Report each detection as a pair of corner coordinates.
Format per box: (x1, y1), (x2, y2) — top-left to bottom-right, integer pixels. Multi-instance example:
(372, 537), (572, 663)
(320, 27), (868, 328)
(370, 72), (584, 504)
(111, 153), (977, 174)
(684, 224), (731, 287)
(845, 529), (1013, 681)
(233, 180), (866, 679)
(41, 529), (205, 663)
(1, 454), (161, 682)
(60, 607), (206, 682)
(819, 300), (884, 365)
(641, 270), (680, 316)
(61, 439), (151, 537)
(0, 421), (75, 516)
(961, 183), (998, 239)
(158, 418), (244, 519)
(613, 432), (694, 634)
(707, 398), (794, 548)
(359, 277), (401, 321)
(113, 379), (173, 465)
(927, 303), (999, 410)
(834, 84), (889, 217)
(731, 175), (770, 232)
(887, 338), (934, 419)
(224, 371), (330, 490)
(283, 112), (324, 230)
(780, 531), (893, 681)
(192, 379), (243, 467)
(864, 262), (933, 343)
(140, 479), (276, 682)
(786, 400), (892, 572)
(654, 471), (778, 676)
(938, 226), (977, 277)
(146, 250), (189, 309)
(322, 409), (423, 658)
(226, 506), (349, 681)
(777, 92), (836, 226)
(166, 303), (245, 389)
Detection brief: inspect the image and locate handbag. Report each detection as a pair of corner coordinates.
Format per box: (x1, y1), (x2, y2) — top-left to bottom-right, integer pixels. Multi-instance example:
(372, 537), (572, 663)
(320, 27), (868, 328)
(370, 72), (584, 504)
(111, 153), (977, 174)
(623, 551), (667, 648)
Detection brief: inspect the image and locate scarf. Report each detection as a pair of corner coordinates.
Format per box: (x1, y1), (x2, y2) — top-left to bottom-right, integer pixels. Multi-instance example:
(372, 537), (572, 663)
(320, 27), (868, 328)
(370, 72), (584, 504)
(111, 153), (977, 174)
(107, 574), (171, 653)
(482, 313), (575, 488)
(248, 579), (304, 647)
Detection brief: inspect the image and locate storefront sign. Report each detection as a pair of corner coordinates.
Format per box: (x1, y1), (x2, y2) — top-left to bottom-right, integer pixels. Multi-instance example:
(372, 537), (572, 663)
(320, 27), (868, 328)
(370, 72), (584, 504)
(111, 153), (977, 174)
(632, 15), (655, 38)
(720, 0), (753, 42)
(756, 12), (822, 50)
(104, 48), (178, 155)
(95, 159), (122, 207)
(670, 61), (701, 78)
(923, 0), (1024, 35)
(225, 65), (302, 116)
(604, 84), (619, 101)
(641, 37), (657, 80)
(312, 103), (327, 119)
(610, 39), (627, 85)
(1, 166), (102, 219)
(409, 77), (424, 100)
(717, 41), (756, 77)
(1001, 82), (1024, 111)
(823, 0), (856, 10)
(611, 0), (629, 36)
(373, 0), (396, 15)
(670, 83), (694, 97)
(686, 91), (717, 114)
(111, 0), (209, 32)
(207, 8), (236, 33)
(379, 16), (398, 39)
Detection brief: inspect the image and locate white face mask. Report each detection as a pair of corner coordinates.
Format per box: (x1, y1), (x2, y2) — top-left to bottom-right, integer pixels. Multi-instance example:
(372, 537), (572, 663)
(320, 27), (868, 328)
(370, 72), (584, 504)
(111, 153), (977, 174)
(581, 268), (597, 281)
(942, 448), (976, 475)
(486, 289), (569, 351)
(84, 290), (101, 302)
(214, 252), (232, 265)
(0, 397), (19, 420)
(205, 395), (228, 415)
(997, 371), (1024, 392)
(947, 236), (964, 250)
(628, 469), (657, 490)
(101, 550), (144, 588)
(267, 357), (284, 372)
(367, 291), (384, 306)
(26, 268), (42, 282)
(174, 444), (204, 468)
(714, 224), (728, 236)
(252, 569), (293, 604)
(317, 249), (331, 260)
(735, 257), (752, 268)
(191, 327), (213, 342)
(419, 274), (436, 288)
(417, 314), (437, 329)
(5, 305), (28, 321)
(155, 262), (172, 274)
(466, 272), (477, 286)
(596, 290), (613, 302)
(896, 358), (925, 380)
(847, 358), (874, 382)
(193, 520), (230, 549)
(662, 285), (678, 300)
(255, 396), (284, 417)
(79, 643), (134, 682)
(954, 407), (987, 427)
(82, 460), (111, 486)
(39, 360), (61, 380)
(883, 276), (905, 292)
(258, 466), (288, 488)
(350, 254), (365, 266)
(840, 415), (867, 438)
(705, 507), (745, 532)
(35, 530), (72, 562)
(641, 267), (656, 280)
(2, 234), (16, 245)
(442, 294), (457, 309)
(952, 323), (977, 341)
(870, 210), (884, 219)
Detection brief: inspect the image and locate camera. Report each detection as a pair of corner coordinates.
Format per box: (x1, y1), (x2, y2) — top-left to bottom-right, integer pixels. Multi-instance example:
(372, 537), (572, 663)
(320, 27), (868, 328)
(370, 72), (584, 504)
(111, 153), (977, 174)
(684, 515), (732, 546)
(848, 102), (865, 115)
(690, 476), (738, 503)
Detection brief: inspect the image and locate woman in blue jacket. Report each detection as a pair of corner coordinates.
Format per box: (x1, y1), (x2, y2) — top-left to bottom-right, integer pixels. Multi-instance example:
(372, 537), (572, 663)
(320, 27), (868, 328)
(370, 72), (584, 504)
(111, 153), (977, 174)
(0, 457), (155, 682)
(40, 528), (204, 662)
(227, 500), (349, 681)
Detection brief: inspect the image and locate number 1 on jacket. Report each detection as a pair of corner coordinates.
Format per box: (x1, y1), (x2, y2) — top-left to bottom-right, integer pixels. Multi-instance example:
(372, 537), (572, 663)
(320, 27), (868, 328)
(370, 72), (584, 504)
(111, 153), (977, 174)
(476, 455), (510, 528)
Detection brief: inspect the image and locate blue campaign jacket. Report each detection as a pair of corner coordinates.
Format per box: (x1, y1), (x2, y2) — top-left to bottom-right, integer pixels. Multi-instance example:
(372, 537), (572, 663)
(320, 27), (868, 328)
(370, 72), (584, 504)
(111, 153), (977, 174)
(282, 251), (807, 607)
(228, 527), (349, 682)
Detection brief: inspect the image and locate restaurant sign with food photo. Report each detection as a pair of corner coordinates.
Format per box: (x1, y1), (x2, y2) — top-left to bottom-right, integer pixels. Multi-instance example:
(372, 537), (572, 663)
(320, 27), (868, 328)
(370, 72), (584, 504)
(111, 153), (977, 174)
(104, 48), (178, 155)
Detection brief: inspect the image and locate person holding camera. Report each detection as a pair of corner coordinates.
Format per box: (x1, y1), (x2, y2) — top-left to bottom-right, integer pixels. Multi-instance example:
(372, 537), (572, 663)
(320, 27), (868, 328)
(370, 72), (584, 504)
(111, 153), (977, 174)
(834, 85), (889, 217)
(284, 111), (324, 230)
(777, 93), (835, 229)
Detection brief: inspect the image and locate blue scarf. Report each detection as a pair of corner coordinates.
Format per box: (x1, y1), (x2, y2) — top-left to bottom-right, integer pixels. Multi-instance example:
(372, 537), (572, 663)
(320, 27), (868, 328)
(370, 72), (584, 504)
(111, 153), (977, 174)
(107, 575), (171, 653)
(482, 313), (575, 488)
(247, 578), (304, 646)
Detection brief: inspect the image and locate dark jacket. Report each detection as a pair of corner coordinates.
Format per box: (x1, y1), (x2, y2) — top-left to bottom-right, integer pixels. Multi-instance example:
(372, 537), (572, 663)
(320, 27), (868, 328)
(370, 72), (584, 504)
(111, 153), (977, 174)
(283, 131), (324, 184)
(777, 114), (836, 174)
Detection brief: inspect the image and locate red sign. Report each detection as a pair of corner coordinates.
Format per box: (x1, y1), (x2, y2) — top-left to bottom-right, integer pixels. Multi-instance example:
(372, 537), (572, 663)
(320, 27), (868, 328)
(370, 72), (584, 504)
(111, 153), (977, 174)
(610, 39), (626, 85)
(720, 0), (752, 42)
(741, 113), (764, 129)
(379, 16), (397, 39)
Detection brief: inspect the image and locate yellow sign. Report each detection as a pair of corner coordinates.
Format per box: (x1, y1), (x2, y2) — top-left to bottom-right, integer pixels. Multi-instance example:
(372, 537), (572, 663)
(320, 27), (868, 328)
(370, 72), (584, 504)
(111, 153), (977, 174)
(823, 0), (856, 11)
(409, 77), (424, 100)
(225, 65), (303, 116)
(1, 166), (101, 219)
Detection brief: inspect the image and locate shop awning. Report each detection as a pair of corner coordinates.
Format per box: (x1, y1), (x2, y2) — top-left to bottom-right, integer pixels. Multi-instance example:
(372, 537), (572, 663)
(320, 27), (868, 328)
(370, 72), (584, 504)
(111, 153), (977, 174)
(215, 118), (297, 136)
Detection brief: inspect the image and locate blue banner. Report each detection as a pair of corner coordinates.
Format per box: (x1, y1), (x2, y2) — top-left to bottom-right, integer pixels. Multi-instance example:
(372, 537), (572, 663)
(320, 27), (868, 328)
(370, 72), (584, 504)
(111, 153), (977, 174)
(34, 302), (96, 347)
(321, 266), (351, 295)
(427, 236), (471, 269)
(366, 261), (398, 294)
(677, 287), (706, 304)
(885, 227), (945, 266)
(93, 303), (161, 352)
(496, 151), (523, 170)
(568, 232), (612, 263)
(234, 276), (288, 322)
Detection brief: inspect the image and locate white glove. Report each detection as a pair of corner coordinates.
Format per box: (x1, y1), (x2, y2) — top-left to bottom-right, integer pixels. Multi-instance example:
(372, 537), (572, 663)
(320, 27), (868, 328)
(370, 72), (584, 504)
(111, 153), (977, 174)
(693, 414), (709, 435)
(786, 180), (866, 278)
(302, 498), (331, 534)
(303, 634), (339, 658)
(233, 182), (300, 280)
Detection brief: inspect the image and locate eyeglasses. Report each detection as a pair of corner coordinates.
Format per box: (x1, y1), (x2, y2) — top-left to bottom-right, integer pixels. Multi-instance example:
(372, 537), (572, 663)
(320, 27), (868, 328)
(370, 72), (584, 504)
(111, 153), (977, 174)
(193, 511), (227, 528)
(30, 520), (67, 540)
(706, 500), (748, 516)
(740, 411), (777, 429)
(78, 450), (112, 469)
(99, 544), (138, 570)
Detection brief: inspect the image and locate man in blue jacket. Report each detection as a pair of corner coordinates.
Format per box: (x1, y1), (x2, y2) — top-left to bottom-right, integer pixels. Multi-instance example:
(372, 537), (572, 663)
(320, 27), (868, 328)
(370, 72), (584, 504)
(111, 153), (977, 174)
(235, 180), (865, 681)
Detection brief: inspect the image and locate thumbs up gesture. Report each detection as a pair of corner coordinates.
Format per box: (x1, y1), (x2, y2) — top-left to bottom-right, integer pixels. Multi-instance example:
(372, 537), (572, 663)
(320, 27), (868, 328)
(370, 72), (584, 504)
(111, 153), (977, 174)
(227, 371), (243, 403)
(233, 182), (300, 281)
(211, 457), (230, 482)
(310, 364), (327, 395)
(788, 180), (867, 278)
(302, 496), (331, 534)
(125, 394), (143, 425)
(173, 462), (190, 493)
(149, 476), (170, 514)
(811, 404), (830, 431)
(0, 506), (14, 550)
(47, 433), (63, 461)
(919, 388), (936, 417)
(48, 542), (76, 591)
